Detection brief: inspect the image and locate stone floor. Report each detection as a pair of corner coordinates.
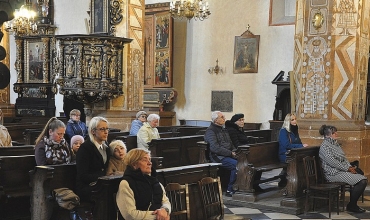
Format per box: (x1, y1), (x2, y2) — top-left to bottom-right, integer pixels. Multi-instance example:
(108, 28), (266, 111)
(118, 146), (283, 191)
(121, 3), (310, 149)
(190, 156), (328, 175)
(223, 169), (370, 219)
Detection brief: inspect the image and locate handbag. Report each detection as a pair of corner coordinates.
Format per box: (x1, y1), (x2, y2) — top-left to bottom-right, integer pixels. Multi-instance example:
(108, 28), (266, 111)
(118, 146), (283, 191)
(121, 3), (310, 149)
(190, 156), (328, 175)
(53, 187), (80, 210)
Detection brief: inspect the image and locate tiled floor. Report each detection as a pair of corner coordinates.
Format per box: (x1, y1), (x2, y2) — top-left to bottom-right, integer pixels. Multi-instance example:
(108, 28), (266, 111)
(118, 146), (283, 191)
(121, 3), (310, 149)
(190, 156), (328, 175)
(223, 176), (370, 219)
(225, 186), (370, 220)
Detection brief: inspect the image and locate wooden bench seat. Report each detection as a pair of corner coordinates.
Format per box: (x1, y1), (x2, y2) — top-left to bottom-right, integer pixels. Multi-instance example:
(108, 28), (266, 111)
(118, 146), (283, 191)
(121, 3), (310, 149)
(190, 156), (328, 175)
(234, 141), (287, 201)
(0, 155), (36, 219)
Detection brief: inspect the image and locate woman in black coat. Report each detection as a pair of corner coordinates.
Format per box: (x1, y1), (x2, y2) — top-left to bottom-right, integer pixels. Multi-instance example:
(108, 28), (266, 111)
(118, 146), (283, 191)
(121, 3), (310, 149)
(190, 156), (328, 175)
(225, 113), (262, 191)
(225, 113), (250, 147)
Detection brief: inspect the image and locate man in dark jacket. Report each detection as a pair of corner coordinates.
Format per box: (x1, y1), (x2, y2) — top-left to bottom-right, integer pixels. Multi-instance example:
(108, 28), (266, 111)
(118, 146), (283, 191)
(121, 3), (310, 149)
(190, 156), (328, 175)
(204, 111), (237, 197)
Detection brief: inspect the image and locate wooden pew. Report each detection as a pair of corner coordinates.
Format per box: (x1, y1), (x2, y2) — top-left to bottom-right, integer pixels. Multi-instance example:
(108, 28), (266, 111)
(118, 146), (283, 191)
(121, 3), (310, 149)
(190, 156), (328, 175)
(0, 155), (36, 220)
(244, 129), (272, 143)
(233, 141), (287, 201)
(280, 146), (320, 214)
(6, 123), (45, 144)
(29, 163), (83, 220)
(243, 122), (262, 130)
(23, 129), (42, 145)
(0, 145), (35, 156)
(91, 163), (220, 220)
(149, 135), (206, 168)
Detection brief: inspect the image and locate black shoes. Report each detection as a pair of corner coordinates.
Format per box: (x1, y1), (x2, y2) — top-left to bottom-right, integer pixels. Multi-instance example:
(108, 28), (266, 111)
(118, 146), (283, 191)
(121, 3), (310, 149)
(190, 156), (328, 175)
(225, 190), (235, 197)
(278, 179), (287, 187)
(346, 204), (366, 213)
(253, 185), (264, 192)
(69, 210), (83, 220)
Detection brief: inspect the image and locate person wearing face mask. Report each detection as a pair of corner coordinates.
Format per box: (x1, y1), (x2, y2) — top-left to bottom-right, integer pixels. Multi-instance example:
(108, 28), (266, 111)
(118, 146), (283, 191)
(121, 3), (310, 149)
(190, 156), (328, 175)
(319, 125), (367, 213)
(204, 111), (237, 197)
(34, 117), (71, 166)
(278, 113), (308, 187)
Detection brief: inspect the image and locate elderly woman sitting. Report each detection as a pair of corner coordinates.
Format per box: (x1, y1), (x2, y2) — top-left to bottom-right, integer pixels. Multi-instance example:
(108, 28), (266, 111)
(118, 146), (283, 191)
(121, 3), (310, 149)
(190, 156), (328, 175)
(116, 148), (171, 220)
(319, 125), (367, 213)
(136, 114), (160, 149)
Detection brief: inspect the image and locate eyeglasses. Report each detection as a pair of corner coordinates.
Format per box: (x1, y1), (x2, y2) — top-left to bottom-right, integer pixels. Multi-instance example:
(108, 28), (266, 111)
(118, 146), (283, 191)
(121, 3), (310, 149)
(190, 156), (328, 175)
(139, 158), (152, 163)
(95, 127), (110, 132)
(140, 115), (147, 118)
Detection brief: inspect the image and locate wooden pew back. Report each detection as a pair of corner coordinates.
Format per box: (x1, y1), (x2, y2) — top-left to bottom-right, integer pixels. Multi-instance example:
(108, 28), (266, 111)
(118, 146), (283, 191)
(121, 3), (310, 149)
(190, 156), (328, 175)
(0, 155), (36, 219)
(149, 135), (205, 168)
(30, 163), (78, 220)
(242, 141), (281, 167)
(244, 129), (272, 143)
(234, 141), (287, 198)
(0, 145), (35, 156)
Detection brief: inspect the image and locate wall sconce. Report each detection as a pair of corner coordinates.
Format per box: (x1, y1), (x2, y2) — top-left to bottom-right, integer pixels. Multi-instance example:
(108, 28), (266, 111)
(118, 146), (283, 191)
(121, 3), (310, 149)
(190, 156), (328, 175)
(208, 59), (223, 74)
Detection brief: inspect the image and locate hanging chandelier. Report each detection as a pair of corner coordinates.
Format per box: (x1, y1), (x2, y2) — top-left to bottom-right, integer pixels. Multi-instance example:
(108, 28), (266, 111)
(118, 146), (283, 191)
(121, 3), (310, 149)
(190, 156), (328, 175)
(5, 4), (37, 36)
(170, 0), (211, 21)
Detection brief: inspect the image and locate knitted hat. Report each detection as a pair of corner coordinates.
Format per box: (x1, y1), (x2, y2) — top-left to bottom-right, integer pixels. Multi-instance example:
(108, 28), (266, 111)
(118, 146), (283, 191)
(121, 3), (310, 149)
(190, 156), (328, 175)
(230, 113), (244, 123)
(109, 140), (126, 155)
(136, 111), (147, 119)
(70, 135), (84, 147)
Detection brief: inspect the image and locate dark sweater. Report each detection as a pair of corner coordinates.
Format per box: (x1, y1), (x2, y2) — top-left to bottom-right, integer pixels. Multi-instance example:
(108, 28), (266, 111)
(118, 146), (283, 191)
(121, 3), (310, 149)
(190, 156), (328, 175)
(122, 166), (163, 211)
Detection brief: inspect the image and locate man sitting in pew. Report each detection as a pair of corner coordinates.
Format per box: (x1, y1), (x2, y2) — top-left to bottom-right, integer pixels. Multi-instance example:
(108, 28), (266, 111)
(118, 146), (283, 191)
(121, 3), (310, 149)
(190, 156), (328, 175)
(0, 109), (12, 147)
(204, 111), (238, 197)
(137, 114), (160, 149)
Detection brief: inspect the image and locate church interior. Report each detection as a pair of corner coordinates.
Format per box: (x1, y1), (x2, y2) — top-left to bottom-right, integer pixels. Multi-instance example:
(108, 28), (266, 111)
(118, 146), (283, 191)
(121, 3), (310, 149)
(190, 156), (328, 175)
(0, 0), (370, 219)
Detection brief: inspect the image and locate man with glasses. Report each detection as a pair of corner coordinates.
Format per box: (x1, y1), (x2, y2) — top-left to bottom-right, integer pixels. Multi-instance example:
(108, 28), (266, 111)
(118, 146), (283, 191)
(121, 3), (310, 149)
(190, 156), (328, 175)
(204, 111), (238, 197)
(129, 111), (147, 136)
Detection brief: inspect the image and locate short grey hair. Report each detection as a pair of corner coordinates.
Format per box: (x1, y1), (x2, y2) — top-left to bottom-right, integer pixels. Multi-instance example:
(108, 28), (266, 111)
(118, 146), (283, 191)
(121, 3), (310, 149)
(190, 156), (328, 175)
(147, 113), (160, 122)
(211, 111), (221, 123)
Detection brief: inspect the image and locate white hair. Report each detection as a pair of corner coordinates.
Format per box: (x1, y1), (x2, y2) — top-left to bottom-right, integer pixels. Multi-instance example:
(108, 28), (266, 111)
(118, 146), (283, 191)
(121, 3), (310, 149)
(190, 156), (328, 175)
(211, 111), (221, 123)
(147, 114), (160, 122)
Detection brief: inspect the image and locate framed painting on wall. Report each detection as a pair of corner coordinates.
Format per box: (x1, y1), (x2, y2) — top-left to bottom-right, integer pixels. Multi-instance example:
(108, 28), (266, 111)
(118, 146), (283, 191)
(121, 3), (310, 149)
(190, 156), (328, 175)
(24, 38), (47, 83)
(233, 28), (260, 73)
(91, 0), (108, 33)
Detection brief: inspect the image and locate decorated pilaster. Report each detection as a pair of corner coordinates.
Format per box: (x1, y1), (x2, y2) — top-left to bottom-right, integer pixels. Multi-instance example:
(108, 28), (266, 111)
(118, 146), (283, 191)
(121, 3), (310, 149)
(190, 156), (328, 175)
(293, 0), (370, 176)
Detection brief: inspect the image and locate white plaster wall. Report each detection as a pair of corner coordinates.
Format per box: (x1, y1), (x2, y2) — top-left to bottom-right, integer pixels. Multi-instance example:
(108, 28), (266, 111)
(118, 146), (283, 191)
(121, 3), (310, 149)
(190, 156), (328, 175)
(8, 0), (295, 125)
(170, 1), (295, 128)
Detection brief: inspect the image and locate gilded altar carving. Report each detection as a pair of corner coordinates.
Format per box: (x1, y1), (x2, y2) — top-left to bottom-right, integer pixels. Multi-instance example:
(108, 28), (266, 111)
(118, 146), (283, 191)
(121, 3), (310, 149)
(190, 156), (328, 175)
(55, 34), (132, 104)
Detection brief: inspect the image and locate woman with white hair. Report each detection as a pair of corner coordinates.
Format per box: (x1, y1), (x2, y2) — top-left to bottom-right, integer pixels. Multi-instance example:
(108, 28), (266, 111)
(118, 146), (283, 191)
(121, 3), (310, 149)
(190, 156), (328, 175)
(136, 114), (160, 149)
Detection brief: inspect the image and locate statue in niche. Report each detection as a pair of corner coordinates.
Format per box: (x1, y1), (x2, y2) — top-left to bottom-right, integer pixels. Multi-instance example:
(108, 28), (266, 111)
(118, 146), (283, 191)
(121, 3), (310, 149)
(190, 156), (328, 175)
(66, 55), (75, 77)
(109, 56), (116, 78)
(89, 58), (98, 78)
